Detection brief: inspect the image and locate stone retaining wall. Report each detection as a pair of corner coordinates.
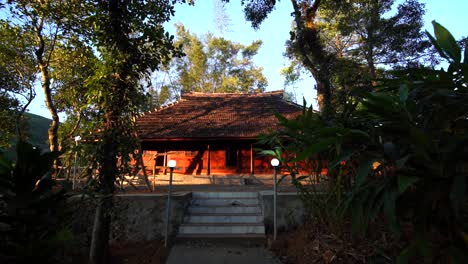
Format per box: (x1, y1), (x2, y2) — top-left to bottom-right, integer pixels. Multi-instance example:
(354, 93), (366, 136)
(70, 192), (192, 250)
(70, 191), (306, 250)
(258, 191), (306, 233)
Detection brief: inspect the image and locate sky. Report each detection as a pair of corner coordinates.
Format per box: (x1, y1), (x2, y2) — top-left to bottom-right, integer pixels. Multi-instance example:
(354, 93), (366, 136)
(26, 0), (468, 119)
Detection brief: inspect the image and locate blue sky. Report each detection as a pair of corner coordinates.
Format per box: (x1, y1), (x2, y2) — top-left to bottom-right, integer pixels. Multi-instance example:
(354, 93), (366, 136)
(27, 0), (468, 118)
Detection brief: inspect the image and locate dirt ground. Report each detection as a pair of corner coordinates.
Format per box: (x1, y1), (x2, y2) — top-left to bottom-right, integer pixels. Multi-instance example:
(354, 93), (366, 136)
(109, 240), (170, 264)
(70, 226), (396, 264)
(268, 220), (397, 264)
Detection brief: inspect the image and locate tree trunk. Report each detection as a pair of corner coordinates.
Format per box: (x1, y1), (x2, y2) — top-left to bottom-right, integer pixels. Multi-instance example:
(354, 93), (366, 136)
(89, 197), (111, 264)
(89, 112), (119, 264)
(365, 2), (379, 86)
(291, 0), (334, 118)
(315, 79), (332, 117)
(39, 62), (60, 152)
(35, 26), (60, 152)
(88, 1), (124, 262)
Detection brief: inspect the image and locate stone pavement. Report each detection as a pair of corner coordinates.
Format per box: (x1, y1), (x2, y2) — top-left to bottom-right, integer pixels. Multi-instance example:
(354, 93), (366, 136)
(165, 239), (281, 264)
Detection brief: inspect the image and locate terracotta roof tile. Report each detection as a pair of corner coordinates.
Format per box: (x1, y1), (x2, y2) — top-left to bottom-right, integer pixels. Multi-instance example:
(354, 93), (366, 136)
(136, 91), (302, 141)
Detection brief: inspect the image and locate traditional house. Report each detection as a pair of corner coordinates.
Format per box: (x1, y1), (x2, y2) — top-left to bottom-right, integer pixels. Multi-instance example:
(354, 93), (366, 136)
(136, 91), (302, 184)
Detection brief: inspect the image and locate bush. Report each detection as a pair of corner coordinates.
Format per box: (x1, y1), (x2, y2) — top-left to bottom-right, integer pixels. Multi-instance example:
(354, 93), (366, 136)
(0, 141), (73, 263)
(259, 22), (468, 263)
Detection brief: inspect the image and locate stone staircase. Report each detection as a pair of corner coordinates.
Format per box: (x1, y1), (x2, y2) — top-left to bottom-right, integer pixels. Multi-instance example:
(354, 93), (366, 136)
(177, 191), (265, 238)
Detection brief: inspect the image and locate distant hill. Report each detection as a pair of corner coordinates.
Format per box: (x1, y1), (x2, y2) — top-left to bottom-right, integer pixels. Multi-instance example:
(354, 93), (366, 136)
(23, 112), (52, 151)
(3, 113), (51, 159)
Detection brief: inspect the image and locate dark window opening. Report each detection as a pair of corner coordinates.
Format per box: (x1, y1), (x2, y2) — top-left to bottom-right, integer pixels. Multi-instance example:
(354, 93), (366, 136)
(155, 155), (165, 167)
(226, 146), (238, 167)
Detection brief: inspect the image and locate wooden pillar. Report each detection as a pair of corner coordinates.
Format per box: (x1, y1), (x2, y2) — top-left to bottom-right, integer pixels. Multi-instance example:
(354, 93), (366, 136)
(152, 152), (157, 177)
(207, 144), (211, 175)
(163, 148), (167, 175)
(250, 143), (254, 176)
(237, 148), (242, 173)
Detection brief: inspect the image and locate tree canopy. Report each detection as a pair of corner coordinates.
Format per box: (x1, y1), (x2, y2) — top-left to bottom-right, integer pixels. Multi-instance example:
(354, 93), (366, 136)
(2, 0), (88, 152)
(233, 0), (434, 116)
(0, 19), (37, 147)
(71, 1), (183, 263)
(2, 1), (186, 262)
(258, 22), (468, 262)
(147, 23), (268, 108)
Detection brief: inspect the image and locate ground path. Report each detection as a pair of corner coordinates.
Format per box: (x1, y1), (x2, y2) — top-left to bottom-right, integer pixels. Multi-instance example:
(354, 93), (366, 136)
(166, 239), (281, 264)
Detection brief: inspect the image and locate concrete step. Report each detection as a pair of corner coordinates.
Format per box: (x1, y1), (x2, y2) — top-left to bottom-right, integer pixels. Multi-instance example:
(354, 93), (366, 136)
(152, 177), (185, 183)
(191, 198), (259, 206)
(184, 213), (262, 224)
(177, 191), (265, 238)
(188, 205), (261, 214)
(178, 223), (265, 235)
(192, 191), (258, 199)
(175, 233), (266, 240)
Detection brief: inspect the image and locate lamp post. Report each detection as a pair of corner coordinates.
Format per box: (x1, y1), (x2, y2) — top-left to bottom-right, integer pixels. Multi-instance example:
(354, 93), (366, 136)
(72, 136), (81, 190)
(271, 158), (279, 240)
(164, 159), (176, 248)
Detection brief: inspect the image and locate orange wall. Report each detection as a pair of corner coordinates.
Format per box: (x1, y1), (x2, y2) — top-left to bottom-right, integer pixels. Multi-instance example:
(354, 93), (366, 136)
(141, 148), (274, 175)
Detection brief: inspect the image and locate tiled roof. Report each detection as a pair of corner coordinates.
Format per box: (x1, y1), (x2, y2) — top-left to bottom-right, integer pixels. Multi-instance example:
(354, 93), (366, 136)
(136, 91), (302, 141)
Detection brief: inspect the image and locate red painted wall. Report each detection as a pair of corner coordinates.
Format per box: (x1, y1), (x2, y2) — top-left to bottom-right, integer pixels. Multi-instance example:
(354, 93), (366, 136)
(141, 148), (274, 175)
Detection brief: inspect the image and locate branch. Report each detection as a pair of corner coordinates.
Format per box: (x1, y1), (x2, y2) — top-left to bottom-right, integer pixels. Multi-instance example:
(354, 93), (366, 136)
(67, 111), (82, 137)
(18, 84), (35, 117)
(46, 26), (60, 66)
(15, 81), (36, 140)
(309, 0), (321, 19)
(291, 0), (304, 32)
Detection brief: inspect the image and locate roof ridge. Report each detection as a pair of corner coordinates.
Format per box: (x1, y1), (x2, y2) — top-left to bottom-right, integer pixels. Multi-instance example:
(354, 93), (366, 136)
(139, 99), (184, 117)
(181, 90), (284, 99)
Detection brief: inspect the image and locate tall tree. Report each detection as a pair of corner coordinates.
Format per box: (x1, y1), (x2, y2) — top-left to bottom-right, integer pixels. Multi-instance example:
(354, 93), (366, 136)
(319, 0), (432, 79)
(232, 0), (433, 116)
(4, 0), (84, 152)
(49, 37), (98, 140)
(240, 0), (336, 117)
(168, 24), (267, 96)
(0, 20), (37, 146)
(77, 1), (183, 263)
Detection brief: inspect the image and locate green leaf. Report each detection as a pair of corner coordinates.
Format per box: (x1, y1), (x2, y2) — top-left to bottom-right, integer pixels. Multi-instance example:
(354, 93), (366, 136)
(398, 175), (419, 194)
(368, 183), (387, 220)
(426, 30), (449, 60)
(258, 149), (278, 157)
(450, 174), (466, 214)
(464, 39), (468, 64)
(383, 190), (399, 234)
(395, 155), (410, 168)
(329, 149), (355, 169)
(463, 39), (468, 65)
(408, 127), (430, 158)
(415, 235), (433, 262)
(399, 83), (408, 104)
(347, 129), (371, 140)
(396, 241), (417, 264)
(277, 174), (289, 185)
(315, 126), (346, 137)
(355, 158), (374, 188)
(463, 64), (468, 84)
(274, 112), (289, 125)
(351, 194), (366, 233)
(293, 138), (335, 161)
(449, 245), (468, 263)
(463, 39), (468, 77)
(432, 21), (461, 62)
(295, 175), (309, 181)
(362, 92), (398, 115)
